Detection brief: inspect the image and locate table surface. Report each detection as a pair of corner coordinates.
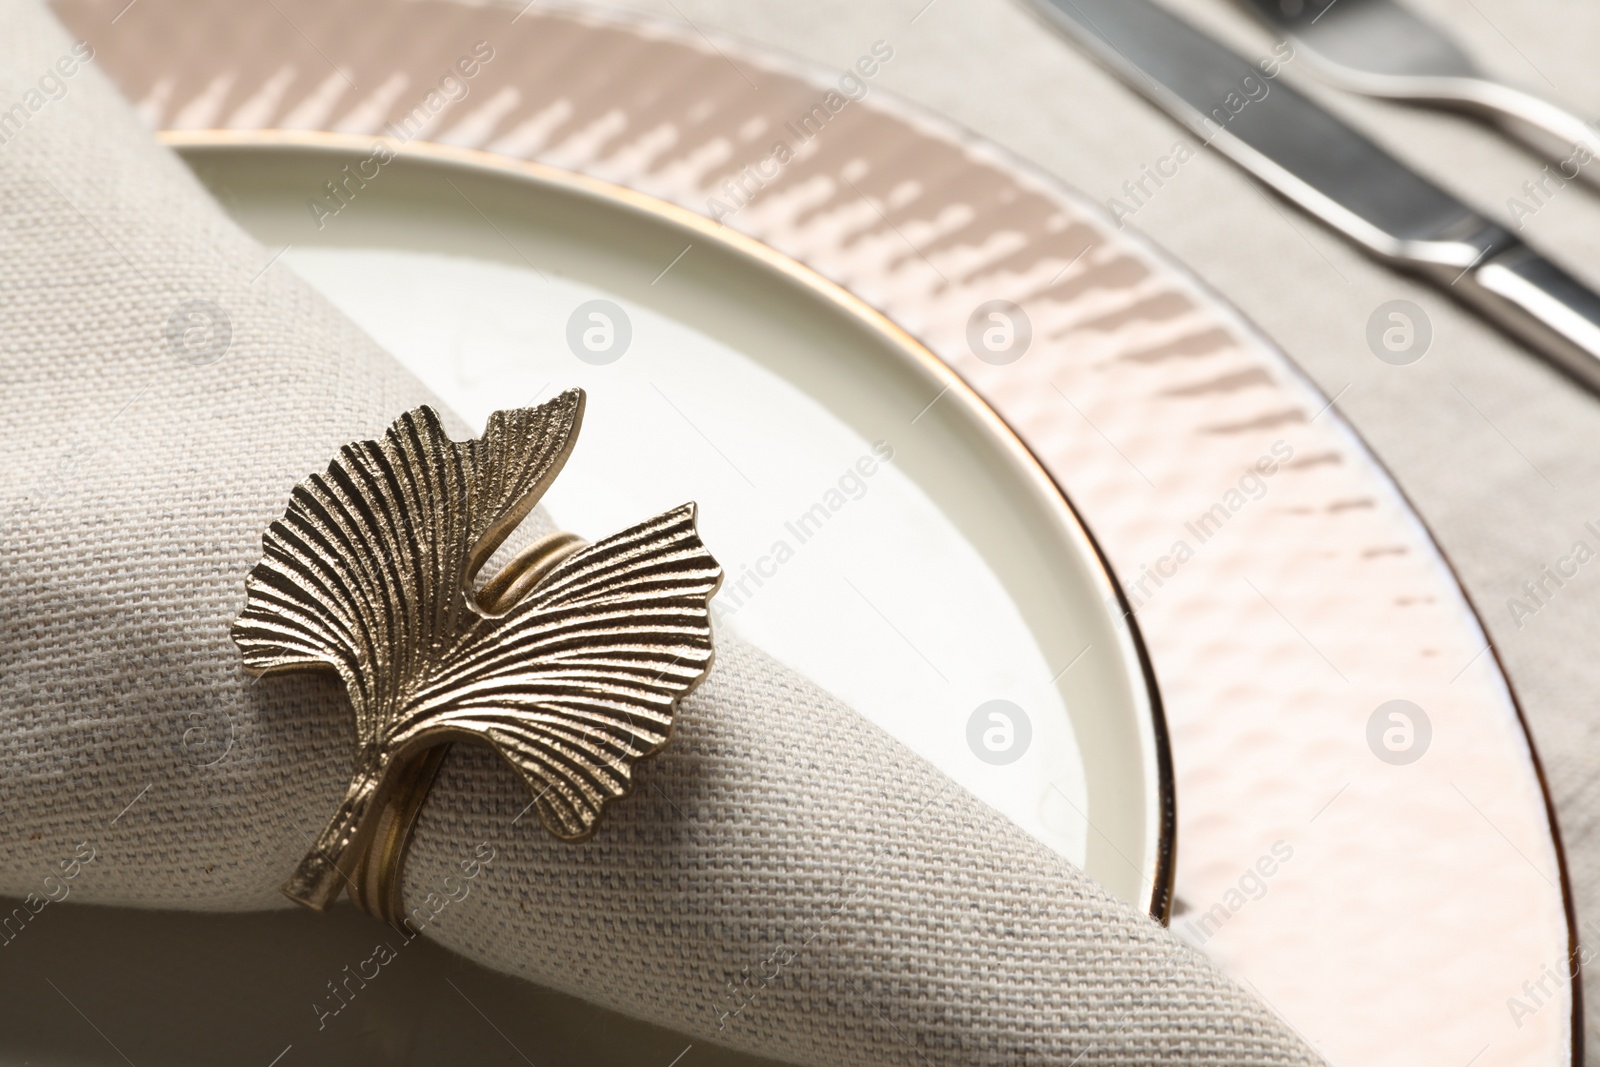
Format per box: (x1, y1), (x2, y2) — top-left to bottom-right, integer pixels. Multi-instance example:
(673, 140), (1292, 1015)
(606, 0), (1600, 1056)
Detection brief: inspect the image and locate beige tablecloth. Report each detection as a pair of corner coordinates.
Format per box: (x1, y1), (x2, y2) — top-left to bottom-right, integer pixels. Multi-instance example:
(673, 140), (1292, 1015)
(608, 0), (1600, 1057)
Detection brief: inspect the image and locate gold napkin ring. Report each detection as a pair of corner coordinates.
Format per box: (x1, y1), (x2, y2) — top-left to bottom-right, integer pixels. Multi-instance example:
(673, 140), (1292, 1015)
(231, 388), (723, 921)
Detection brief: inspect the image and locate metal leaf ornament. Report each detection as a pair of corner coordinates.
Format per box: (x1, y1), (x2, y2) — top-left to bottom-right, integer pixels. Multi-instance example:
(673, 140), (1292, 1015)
(232, 389), (722, 911)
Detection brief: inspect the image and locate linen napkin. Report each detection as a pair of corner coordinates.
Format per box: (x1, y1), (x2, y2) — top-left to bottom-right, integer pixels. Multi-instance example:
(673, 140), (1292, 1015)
(0, 0), (1321, 1062)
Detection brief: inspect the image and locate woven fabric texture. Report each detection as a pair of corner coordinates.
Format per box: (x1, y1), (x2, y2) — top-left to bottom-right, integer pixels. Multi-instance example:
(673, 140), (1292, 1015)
(0, 1), (1319, 1063)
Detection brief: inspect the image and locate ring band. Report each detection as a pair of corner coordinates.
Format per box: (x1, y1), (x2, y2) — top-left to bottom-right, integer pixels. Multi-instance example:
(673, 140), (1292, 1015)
(233, 391), (722, 917)
(348, 529), (591, 925)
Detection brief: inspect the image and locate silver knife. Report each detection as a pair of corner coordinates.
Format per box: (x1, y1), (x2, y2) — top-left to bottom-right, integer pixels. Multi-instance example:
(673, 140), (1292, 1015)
(1022, 0), (1600, 390)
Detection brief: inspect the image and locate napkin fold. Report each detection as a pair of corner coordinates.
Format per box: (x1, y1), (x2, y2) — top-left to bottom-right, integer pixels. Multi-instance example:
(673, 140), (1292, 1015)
(0, 1), (1321, 1062)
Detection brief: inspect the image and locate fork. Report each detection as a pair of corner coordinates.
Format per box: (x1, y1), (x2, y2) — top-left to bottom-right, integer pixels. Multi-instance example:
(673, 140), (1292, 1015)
(1237, 0), (1600, 164)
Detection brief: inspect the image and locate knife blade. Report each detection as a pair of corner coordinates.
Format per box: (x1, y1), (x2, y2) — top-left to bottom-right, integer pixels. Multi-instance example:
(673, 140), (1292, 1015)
(1023, 0), (1600, 390)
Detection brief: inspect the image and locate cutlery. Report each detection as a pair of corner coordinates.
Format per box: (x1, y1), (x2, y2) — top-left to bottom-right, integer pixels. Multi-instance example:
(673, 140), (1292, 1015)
(1022, 0), (1600, 390)
(1236, 0), (1600, 164)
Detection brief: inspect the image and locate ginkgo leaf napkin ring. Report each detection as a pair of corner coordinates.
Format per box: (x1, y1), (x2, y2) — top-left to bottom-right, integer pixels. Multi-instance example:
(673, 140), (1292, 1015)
(231, 388), (723, 922)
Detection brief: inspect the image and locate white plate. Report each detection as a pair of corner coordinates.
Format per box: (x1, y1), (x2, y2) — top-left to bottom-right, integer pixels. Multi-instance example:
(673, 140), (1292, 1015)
(180, 137), (1171, 912)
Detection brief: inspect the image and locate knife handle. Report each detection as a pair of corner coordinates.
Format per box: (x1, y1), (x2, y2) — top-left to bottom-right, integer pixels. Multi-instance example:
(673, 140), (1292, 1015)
(1452, 243), (1600, 390)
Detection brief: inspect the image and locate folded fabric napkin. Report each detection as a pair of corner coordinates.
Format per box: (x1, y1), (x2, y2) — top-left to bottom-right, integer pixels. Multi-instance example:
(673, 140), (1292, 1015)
(0, 1), (1321, 1062)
